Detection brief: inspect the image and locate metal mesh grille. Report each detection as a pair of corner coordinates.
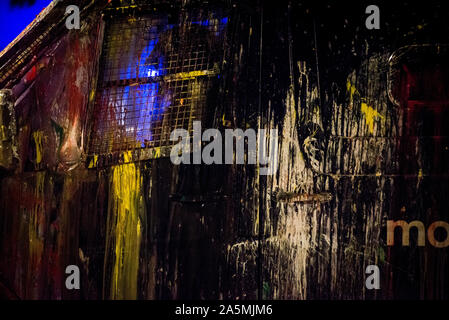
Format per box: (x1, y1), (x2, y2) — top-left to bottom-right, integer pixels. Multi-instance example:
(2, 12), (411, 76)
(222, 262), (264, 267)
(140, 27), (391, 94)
(89, 10), (227, 156)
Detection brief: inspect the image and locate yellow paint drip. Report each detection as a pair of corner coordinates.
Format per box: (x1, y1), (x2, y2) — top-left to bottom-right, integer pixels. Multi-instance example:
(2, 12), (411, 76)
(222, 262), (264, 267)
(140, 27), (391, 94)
(167, 69), (213, 81)
(361, 102), (384, 134)
(0, 125), (7, 141)
(153, 147), (161, 158)
(346, 80), (358, 103)
(88, 155), (98, 168)
(89, 89), (95, 102)
(222, 114), (231, 127)
(33, 131), (43, 164)
(347, 80), (384, 134)
(108, 151), (143, 299)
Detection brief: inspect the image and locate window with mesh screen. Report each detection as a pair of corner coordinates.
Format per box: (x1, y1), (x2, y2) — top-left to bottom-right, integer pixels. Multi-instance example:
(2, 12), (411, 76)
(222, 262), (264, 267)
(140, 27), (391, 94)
(88, 10), (228, 156)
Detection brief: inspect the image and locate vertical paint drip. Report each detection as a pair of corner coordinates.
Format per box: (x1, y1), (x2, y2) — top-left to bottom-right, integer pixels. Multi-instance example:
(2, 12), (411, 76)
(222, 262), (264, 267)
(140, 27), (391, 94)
(105, 151), (143, 299)
(27, 171), (45, 298)
(32, 131), (43, 164)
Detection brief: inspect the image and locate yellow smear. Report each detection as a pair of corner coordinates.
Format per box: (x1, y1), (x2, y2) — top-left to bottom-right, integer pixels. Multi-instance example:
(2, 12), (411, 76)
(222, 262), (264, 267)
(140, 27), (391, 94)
(153, 147), (161, 158)
(108, 151), (143, 299)
(166, 69), (213, 81)
(89, 89), (95, 102)
(0, 125), (7, 141)
(88, 155), (98, 169)
(346, 80), (358, 102)
(33, 131), (43, 164)
(222, 114), (231, 127)
(347, 80), (384, 134)
(361, 102), (384, 134)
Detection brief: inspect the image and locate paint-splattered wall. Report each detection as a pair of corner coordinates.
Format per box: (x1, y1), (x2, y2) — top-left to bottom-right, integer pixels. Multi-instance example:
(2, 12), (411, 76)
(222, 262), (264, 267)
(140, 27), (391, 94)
(1, 0), (449, 300)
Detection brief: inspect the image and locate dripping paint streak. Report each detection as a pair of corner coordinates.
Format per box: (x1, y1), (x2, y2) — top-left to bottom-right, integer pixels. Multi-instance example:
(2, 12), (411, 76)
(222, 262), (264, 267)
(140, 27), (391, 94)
(105, 151), (143, 299)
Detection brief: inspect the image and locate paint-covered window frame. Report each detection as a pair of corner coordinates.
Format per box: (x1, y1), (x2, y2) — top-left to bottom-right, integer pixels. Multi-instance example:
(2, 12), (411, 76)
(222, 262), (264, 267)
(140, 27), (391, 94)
(86, 5), (228, 167)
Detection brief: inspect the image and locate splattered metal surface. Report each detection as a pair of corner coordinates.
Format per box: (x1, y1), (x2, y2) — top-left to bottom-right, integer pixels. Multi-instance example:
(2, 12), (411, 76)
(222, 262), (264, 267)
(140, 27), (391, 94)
(1, 0), (449, 300)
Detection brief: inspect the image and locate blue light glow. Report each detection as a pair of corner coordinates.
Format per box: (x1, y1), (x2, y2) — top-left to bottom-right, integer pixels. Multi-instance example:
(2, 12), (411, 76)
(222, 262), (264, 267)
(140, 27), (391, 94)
(112, 16), (228, 145)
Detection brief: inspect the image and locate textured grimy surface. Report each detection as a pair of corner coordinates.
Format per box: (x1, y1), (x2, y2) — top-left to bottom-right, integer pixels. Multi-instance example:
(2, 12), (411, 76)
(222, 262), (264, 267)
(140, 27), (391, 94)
(1, 0), (449, 299)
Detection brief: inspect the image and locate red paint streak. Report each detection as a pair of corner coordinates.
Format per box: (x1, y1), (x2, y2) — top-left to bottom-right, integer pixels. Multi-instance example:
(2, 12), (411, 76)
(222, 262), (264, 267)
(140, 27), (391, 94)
(25, 65), (37, 83)
(59, 35), (92, 168)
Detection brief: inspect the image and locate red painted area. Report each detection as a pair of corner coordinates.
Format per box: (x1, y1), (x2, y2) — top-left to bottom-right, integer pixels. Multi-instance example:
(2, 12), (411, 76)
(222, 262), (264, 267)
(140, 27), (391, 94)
(25, 65), (37, 83)
(398, 61), (449, 175)
(0, 19), (102, 299)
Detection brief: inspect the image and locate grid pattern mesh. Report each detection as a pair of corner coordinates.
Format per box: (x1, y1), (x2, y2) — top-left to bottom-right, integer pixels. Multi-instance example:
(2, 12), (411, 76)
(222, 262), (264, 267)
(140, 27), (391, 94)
(89, 10), (227, 155)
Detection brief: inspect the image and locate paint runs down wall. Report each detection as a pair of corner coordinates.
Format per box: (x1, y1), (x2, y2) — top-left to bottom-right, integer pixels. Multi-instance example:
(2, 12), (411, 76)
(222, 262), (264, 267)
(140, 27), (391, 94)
(0, 0), (449, 300)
